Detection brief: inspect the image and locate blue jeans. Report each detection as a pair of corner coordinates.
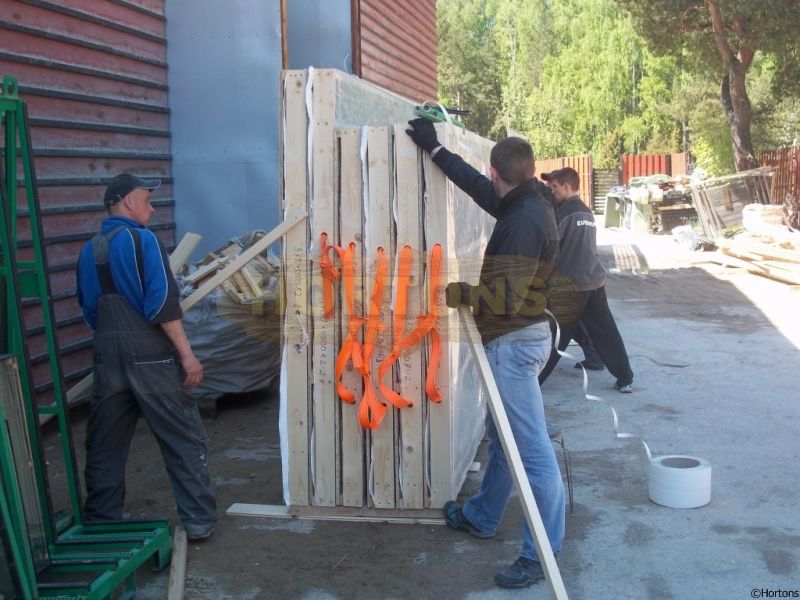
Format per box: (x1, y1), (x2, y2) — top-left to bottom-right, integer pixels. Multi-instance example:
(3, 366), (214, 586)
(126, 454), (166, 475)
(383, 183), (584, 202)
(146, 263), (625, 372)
(463, 321), (565, 561)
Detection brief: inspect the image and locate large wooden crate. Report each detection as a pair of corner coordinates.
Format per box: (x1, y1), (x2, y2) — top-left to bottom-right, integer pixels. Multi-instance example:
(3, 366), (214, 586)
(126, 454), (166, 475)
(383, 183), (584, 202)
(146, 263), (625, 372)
(279, 69), (494, 511)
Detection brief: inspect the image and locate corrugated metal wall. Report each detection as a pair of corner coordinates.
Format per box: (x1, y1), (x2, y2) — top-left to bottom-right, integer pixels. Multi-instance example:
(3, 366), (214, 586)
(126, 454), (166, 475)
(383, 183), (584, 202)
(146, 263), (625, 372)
(355, 0), (437, 102)
(0, 0), (173, 399)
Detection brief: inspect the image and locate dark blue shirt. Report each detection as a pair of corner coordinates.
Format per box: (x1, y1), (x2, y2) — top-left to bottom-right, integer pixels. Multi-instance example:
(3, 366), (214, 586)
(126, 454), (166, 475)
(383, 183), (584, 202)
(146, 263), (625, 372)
(76, 216), (182, 329)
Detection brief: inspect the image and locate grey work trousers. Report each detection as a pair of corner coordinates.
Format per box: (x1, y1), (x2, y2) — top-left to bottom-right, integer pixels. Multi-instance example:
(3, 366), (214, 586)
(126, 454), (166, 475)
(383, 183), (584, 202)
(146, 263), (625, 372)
(84, 293), (216, 528)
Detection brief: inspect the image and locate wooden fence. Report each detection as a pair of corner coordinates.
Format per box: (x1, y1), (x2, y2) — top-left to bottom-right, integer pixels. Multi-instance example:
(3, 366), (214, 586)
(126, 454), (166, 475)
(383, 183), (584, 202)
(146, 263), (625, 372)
(535, 155), (593, 207)
(759, 146), (800, 206)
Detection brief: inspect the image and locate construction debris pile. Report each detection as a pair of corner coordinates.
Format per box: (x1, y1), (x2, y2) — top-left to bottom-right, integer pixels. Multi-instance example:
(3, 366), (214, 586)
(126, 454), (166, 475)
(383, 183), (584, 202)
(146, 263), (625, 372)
(686, 167), (800, 285)
(178, 232), (282, 405)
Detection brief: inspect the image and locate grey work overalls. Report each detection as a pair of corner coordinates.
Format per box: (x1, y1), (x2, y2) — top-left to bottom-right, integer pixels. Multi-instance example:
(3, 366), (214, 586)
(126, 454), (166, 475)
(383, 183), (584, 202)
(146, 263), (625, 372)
(83, 226), (216, 528)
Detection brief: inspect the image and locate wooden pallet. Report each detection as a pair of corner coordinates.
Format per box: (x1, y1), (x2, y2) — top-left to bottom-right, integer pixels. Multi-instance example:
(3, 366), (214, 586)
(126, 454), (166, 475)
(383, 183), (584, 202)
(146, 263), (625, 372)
(277, 68), (494, 511)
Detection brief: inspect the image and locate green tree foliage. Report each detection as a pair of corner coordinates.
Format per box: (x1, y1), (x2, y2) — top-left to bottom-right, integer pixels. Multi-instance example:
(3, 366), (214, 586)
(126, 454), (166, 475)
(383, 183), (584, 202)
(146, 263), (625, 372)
(437, 0), (800, 175)
(614, 0), (800, 171)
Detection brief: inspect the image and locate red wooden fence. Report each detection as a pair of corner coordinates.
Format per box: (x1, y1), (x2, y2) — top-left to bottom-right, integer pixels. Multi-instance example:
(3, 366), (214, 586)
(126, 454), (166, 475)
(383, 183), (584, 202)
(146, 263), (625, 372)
(621, 154), (672, 184)
(535, 155), (593, 207)
(759, 146), (800, 206)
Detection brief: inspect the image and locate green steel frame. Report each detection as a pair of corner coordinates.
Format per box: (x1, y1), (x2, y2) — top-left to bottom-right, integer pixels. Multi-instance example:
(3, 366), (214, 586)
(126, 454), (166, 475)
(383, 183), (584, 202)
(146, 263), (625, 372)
(1, 75), (172, 599)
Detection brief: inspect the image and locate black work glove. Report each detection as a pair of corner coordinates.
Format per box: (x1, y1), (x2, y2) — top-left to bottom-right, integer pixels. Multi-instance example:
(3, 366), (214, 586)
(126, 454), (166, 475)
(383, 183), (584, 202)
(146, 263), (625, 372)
(445, 281), (470, 308)
(406, 118), (441, 153)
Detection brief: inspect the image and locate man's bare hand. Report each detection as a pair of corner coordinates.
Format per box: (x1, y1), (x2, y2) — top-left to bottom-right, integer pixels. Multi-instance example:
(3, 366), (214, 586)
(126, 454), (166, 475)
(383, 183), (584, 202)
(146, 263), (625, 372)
(180, 353), (203, 389)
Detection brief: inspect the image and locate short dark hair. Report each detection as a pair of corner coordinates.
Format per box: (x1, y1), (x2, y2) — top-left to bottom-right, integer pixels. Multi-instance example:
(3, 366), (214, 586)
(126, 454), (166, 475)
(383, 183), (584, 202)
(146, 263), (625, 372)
(550, 167), (580, 191)
(490, 137), (535, 186)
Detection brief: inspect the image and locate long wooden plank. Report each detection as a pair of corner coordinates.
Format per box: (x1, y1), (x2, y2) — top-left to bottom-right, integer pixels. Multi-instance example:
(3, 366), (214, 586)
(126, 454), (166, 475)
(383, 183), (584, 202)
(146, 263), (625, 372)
(281, 70), (311, 506)
(226, 503), (444, 525)
(337, 128), (366, 507)
(180, 215), (306, 312)
(169, 232), (202, 274)
(366, 126), (396, 508)
(309, 70), (339, 506)
(458, 307), (569, 600)
(423, 123), (454, 508)
(393, 124), (425, 509)
(167, 526), (187, 600)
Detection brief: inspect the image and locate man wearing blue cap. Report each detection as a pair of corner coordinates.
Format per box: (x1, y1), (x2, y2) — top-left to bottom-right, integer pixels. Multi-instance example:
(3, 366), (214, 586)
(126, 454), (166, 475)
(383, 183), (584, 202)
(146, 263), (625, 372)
(76, 173), (216, 540)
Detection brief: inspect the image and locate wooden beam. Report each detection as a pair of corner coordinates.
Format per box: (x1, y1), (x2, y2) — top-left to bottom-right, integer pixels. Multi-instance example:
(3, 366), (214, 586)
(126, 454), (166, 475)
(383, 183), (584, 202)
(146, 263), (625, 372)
(337, 128), (366, 507)
(180, 214), (307, 312)
(366, 126), (395, 508)
(167, 526), (187, 600)
(226, 503), (445, 525)
(169, 232), (202, 274)
(281, 70), (311, 506)
(458, 306), (569, 600)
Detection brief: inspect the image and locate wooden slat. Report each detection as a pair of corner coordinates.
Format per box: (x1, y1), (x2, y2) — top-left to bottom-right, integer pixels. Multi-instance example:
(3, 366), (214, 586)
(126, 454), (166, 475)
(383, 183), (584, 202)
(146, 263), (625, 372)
(168, 232), (202, 273)
(366, 126), (395, 508)
(309, 71), (339, 506)
(281, 70), (311, 506)
(423, 123), (453, 508)
(337, 128), (366, 507)
(167, 526), (187, 600)
(392, 124), (425, 508)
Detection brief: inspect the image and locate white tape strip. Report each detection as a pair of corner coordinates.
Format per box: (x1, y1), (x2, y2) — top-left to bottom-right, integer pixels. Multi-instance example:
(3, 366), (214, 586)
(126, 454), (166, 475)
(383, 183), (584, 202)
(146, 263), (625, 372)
(305, 67), (316, 254)
(545, 309), (651, 459)
(544, 309), (712, 508)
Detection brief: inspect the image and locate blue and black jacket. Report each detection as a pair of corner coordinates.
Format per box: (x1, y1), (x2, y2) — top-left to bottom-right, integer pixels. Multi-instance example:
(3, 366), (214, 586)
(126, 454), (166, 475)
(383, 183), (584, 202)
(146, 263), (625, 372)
(76, 216), (182, 329)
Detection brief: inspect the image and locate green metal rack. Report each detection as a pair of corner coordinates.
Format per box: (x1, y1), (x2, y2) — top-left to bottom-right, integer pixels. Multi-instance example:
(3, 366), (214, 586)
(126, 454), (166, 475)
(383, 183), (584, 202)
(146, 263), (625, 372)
(1, 75), (172, 599)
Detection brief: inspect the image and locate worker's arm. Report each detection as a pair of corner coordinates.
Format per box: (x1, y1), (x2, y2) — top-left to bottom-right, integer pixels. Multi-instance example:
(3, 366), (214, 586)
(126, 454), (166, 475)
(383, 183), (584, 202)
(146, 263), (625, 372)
(159, 319), (203, 389)
(406, 118), (500, 218)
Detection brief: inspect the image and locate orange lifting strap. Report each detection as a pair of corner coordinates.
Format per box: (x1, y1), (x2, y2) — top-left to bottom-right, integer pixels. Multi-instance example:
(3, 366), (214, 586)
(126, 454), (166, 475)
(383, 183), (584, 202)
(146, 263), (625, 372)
(377, 244), (443, 409)
(325, 237), (443, 430)
(356, 247), (389, 429)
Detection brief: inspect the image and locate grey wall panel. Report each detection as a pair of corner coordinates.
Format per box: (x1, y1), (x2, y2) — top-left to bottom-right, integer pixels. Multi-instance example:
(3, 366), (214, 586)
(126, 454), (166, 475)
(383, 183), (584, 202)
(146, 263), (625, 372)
(287, 0), (352, 71)
(166, 1), (282, 254)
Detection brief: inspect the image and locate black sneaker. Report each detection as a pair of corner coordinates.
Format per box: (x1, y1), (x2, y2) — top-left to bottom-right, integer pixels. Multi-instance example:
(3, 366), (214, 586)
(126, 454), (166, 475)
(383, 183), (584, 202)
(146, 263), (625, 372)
(494, 556), (545, 589)
(185, 522), (215, 541)
(574, 360), (604, 371)
(442, 501), (494, 538)
(614, 380), (633, 393)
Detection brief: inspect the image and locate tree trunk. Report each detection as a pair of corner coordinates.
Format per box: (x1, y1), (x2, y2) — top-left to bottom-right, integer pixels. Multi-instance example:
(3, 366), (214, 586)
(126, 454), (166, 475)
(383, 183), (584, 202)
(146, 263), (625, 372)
(720, 68), (759, 171)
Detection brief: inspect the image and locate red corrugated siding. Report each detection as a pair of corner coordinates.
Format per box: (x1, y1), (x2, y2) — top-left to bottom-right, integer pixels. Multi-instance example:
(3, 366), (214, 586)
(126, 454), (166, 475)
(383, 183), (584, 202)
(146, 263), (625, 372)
(1, 0), (172, 399)
(357, 0), (437, 102)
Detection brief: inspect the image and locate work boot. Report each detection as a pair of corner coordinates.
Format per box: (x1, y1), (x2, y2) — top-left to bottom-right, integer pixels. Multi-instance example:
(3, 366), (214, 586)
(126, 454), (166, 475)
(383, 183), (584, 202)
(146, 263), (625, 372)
(185, 521), (216, 541)
(614, 379), (633, 393)
(442, 501), (494, 539)
(494, 556), (545, 589)
(574, 360), (604, 371)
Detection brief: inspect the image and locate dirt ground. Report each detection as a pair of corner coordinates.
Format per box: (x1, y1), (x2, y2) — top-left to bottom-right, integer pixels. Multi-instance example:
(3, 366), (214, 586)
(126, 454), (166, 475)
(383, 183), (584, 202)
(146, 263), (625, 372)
(44, 226), (800, 599)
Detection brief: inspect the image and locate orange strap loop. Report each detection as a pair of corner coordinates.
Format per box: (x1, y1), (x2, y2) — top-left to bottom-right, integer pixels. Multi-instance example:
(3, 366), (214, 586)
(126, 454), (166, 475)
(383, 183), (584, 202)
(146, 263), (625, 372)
(356, 247), (389, 429)
(332, 241), (362, 404)
(320, 232), (348, 320)
(377, 244), (444, 409)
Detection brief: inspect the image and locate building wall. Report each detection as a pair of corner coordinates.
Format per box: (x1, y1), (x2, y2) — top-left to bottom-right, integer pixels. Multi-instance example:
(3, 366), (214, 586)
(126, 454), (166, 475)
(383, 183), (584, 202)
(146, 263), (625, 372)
(286, 0), (353, 71)
(356, 0), (437, 102)
(0, 0), (173, 397)
(166, 0), (283, 254)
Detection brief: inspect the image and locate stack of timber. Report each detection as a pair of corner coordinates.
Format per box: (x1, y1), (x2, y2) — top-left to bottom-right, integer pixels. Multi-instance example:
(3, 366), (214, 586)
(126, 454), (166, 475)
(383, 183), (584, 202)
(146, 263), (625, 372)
(280, 69), (494, 512)
(179, 232), (279, 306)
(690, 167), (774, 238)
(714, 230), (800, 286)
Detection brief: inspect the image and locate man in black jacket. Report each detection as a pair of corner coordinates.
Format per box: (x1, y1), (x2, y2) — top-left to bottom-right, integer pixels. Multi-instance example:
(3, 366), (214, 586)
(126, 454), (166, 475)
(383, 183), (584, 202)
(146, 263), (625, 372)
(538, 167), (634, 392)
(406, 118), (565, 589)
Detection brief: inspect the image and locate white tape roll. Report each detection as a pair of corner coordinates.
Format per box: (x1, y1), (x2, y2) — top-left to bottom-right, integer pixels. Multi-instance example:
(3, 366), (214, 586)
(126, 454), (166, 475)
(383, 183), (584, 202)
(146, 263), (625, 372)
(648, 455), (712, 509)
